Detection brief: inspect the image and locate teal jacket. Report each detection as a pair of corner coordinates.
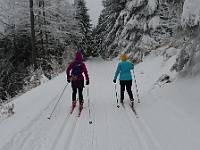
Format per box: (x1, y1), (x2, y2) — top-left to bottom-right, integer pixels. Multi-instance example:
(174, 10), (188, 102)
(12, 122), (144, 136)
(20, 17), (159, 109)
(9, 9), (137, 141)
(114, 60), (134, 81)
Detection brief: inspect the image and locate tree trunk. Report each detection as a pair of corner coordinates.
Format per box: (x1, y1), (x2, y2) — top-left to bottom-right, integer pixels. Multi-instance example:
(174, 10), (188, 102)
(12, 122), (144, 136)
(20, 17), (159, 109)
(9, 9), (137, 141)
(39, 1), (44, 56)
(29, 0), (37, 69)
(43, 2), (49, 56)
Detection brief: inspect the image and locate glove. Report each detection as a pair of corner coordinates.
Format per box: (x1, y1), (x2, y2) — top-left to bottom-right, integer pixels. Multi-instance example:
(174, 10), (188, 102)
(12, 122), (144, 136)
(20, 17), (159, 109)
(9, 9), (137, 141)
(113, 79), (116, 83)
(86, 80), (89, 85)
(67, 79), (71, 83)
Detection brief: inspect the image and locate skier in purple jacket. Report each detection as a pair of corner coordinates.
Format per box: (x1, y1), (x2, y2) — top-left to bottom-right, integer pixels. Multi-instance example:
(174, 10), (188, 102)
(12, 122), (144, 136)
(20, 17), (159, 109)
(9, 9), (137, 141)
(66, 51), (89, 109)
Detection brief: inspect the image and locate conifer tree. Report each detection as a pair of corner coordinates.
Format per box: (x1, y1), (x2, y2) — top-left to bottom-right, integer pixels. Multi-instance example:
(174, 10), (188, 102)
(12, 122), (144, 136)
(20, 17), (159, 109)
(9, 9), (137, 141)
(94, 0), (126, 57)
(75, 0), (92, 58)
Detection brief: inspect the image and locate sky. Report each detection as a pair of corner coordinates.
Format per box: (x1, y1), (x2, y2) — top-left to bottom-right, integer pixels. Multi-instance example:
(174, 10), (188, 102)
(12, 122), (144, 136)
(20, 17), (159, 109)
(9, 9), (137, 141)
(1, 50), (200, 150)
(68, 0), (103, 26)
(84, 0), (103, 26)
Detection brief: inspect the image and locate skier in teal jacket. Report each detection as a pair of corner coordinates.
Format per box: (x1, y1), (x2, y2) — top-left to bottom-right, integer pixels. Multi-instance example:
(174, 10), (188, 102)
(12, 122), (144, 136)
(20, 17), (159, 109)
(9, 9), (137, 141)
(113, 54), (134, 104)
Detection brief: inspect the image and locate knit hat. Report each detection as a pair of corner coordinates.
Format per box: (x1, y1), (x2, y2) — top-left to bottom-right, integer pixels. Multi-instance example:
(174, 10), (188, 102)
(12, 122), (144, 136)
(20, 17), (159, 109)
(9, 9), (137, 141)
(75, 51), (82, 60)
(121, 54), (127, 60)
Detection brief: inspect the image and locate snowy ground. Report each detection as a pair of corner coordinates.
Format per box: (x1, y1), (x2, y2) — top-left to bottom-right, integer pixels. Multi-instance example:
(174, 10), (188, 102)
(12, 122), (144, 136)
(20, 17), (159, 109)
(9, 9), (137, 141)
(1, 52), (200, 150)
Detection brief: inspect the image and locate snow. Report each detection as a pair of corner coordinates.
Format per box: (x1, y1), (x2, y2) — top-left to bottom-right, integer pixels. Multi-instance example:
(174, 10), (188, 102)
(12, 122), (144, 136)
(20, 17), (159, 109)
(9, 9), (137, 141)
(40, 74), (50, 84)
(127, 0), (145, 10)
(1, 53), (200, 150)
(148, 16), (160, 30)
(84, 0), (103, 26)
(164, 47), (178, 60)
(181, 0), (200, 26)
(147, 0), (158, 15)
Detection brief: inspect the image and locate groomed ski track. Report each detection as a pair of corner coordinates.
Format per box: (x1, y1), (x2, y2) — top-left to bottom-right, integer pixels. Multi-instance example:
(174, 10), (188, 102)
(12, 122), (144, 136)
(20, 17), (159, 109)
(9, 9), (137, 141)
(1, 57), (200, 150)
(48, 58), (164, 150)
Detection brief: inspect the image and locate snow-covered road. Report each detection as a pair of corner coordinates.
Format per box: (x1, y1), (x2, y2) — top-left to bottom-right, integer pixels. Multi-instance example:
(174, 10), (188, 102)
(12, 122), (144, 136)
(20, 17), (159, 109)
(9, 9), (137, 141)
(1, 56), (200, 150)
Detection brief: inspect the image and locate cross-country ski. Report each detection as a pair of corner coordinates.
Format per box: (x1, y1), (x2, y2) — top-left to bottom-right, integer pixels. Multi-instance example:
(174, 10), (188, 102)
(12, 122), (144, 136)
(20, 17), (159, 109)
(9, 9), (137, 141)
(70, 105), (76, 114)
(129, 103), (139, 118)
(77, 107), (83, 117)
(70, 99), (78, 114)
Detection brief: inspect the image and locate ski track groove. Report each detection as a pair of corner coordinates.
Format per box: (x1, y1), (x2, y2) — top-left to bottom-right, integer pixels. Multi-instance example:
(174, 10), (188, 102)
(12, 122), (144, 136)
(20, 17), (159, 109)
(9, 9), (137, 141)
(94, 60), (140, 150)
(68, 60), (96, 150)
(87, 60), (96, 150)
(1, 58), (175, 150)
(105, 59), (164, 150)
(64, 113), (79, 150)
(50, 109), (72, 150)
(92, 60), (115, 150)
(1, 93), (63, 150)
(104, 59), (132, 149)
(65, 88), (88, 150)
(124, 102), (165, 150)
(64, 60), (96, 150)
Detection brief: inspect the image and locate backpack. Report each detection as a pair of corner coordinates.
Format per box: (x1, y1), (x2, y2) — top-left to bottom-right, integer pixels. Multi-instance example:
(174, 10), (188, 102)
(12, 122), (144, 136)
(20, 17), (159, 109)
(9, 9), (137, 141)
(72, 61), (82, 75)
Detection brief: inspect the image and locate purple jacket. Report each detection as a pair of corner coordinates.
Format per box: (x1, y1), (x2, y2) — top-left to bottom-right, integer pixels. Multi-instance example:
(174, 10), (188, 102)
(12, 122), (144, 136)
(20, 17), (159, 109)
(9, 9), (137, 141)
(66, 51), (89, 81)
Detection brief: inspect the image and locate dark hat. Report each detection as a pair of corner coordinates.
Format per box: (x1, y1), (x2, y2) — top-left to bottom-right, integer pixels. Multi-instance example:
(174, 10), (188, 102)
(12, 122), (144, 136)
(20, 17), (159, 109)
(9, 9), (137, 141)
(76, 51), (82, 60)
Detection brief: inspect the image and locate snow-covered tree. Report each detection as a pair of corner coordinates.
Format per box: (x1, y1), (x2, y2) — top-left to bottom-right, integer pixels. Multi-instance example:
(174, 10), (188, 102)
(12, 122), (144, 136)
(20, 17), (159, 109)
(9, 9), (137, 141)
(0, 0), (81, 99)
(93, 0), (200, 76)
(75, 0), (92, 57)
(95, 0), (183, 60)
(171, 0), (200, 75)
(94, 0), (126, 58)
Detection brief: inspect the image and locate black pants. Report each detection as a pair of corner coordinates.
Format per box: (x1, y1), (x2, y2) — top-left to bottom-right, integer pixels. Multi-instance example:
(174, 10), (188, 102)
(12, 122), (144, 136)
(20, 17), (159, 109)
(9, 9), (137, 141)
(71, 79), (84, 104)
(120, 80), (133, 101)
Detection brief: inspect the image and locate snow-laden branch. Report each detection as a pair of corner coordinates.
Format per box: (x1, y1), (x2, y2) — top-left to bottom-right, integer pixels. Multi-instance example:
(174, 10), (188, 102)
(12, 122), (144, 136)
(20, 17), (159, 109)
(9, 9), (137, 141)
(181, 0), (200, 27)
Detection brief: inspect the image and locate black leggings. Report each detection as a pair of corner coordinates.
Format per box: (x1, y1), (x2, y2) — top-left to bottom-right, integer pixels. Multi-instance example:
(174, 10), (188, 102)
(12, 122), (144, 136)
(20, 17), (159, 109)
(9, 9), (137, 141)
(120, 80), (133, 100)
(72, 87), (83, 104)
(72, 79), (84, 104)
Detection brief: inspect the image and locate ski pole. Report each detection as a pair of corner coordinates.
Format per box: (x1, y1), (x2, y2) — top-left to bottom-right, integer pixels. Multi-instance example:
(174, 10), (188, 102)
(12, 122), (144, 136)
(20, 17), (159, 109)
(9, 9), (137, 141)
(47, 83), (68, 120)
(87, 86), (92, 124)
(114, 84), (120, 108)
(133, 71), (140, 103)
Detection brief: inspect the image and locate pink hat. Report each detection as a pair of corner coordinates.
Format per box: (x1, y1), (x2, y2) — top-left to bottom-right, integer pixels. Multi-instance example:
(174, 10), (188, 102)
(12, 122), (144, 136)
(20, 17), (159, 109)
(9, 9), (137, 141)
(75, 51), (82, 60)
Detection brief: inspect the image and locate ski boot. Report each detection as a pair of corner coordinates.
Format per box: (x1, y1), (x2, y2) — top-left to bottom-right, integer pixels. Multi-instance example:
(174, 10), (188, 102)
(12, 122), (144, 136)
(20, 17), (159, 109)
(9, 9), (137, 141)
(120, 99), (125, 108)
(79, 100), (84, 110)
(72, 101), (76, 108)
(130, 99), (134, 107)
